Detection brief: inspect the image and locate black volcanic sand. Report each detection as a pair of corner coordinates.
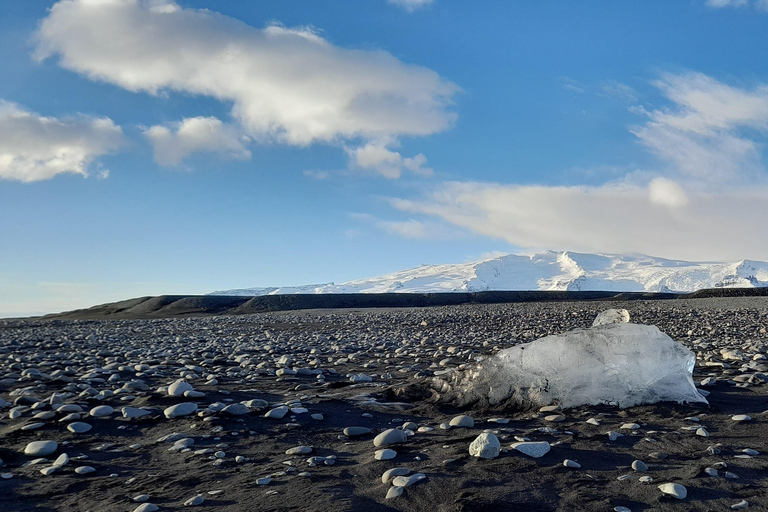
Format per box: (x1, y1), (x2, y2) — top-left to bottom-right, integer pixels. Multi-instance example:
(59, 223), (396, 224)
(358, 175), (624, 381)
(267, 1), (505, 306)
(1, 297), (768, 511)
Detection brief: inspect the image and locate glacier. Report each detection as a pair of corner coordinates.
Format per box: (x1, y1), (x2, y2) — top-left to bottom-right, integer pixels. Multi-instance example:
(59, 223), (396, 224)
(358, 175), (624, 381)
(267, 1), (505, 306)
(210, 250), (768, 296)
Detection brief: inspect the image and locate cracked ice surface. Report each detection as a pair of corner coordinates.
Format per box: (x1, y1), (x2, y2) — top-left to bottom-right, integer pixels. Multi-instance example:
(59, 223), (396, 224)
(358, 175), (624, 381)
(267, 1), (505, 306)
(447, 323), (708, 409)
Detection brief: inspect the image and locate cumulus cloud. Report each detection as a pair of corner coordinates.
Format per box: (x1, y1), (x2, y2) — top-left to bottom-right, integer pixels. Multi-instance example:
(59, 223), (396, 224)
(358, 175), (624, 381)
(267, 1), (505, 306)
(631, 72), (768, 181)
(382, 71), (768, 258)
(388, 0), (434, 12)
(36, 0), (457, 168)
(143, 116), (251, 166)
(390, 181), (768, 260)
(345, 140), (432, 179)
(0, 100), (124, 182)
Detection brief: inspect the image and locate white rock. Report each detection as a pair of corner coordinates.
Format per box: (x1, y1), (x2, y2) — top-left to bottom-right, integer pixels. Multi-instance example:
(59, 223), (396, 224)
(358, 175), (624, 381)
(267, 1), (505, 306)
(731, 500), (749, 509)
(382, 467), (410, 483)
(510, 441), (550, 458)
(24, 440), (58, 457)
(256, 477), (271, 485)
(264, 406), (288, 419)
(563, 459), (581, 468)
(285, 446), (313, 455)
(89, 405), (114, 418)
(75, 466), (95, 475)
(593, 309), (630, 326)
(392, 473), (426, 487)
(375, 449), (397, 461)
(52, 453), (69, 467)
(631, 460), (648, 472)
(732, 415), (752, 422)
(133, 504), (159, 512)
(658, 482), (687, 499)
(184, 495), (205, 506)
(122, 407), (152, 419)
(374, 429), (408, 447)
(168, 380), (194, 396)
(449, 415), (474, 428)
(164, 403), (198, 419)
(469, 433), (501, 459)
(386, 486), (404, 499)
(67, 422), (92, 433)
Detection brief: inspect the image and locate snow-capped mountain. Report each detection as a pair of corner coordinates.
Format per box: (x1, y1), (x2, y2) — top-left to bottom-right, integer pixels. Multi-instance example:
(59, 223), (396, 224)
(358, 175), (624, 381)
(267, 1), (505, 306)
(209, 251), (768, 296)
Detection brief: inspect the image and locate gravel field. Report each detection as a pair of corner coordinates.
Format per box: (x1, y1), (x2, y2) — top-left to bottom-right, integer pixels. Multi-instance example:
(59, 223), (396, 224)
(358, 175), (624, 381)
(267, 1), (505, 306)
(1, 297), (768, 511)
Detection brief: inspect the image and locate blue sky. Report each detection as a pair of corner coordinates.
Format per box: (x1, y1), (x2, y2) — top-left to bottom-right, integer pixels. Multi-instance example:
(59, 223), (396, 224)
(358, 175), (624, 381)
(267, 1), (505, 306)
(3, 0), (768, 316)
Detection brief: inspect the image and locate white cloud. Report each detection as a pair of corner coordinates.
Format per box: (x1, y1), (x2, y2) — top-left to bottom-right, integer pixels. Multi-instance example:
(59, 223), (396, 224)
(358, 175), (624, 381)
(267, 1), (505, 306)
(706, 0), (768, 10)
(648, 177), (688, 207)
(345, 140), (432, 178)
(0, 100), (124, 182)
(378, 219), (429, 238)
(36, 0), (457, 169)
(391, 181), (768, 260)
(559, 77), (585, 94)
(143, 116), (251, 166)
(601, 81), (638, 102)
(388, 0), (434, 12)
(632, 72), (768, 181)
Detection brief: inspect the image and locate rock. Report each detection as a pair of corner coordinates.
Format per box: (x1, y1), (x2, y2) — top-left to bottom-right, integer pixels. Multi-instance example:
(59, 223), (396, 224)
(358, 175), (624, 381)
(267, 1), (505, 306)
(67, 422), (92, 433)
(620, 423), (640, 430)
(593, 309), (630, 326)
(264, 406), (288, 419)
(386, 486), (404, 499)
(563, 459), (581, 468)
(52, 453), (69, 467)
(24, 440), (58, 457)
(168, 380), (194, 396)
(392, 473), (426, 487)
(510, 441), (550, 458)
(122, 407), (152, 419)
(607, 431), (623, 441)
(731, 500), (749, 509)
(184, 495), (205, 506)
(75, 466), (96, 475)
(133, 504), (159, 512)
(631, 460), (648, 472)
(696, 427), (709, 437)
(164, 403), (198, 419)
(732, 415), (752, 422)
(469, 433), (501, 459)
(375, 449), (397, 460)
(285, 446), (313, 455)
(544, 414), (565, 422)
(221, 403), (249, 416)
(449, 415), (474, 428)
(658, 483), (687, 499)
(89, 405), (114, 418)
(256, 477), (271, 485)
(374, 429), (408, 447)
(343, 426), (371, 437)
(382, 467), (410, 483)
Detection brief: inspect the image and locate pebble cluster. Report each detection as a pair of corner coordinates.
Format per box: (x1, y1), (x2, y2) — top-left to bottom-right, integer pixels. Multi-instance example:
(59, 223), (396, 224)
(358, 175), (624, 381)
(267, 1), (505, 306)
(1, 297), (767, 510)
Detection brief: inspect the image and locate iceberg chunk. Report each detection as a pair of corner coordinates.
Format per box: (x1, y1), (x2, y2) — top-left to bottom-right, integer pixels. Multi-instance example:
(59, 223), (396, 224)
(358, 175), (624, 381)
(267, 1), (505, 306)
(442, 322), (707, 409)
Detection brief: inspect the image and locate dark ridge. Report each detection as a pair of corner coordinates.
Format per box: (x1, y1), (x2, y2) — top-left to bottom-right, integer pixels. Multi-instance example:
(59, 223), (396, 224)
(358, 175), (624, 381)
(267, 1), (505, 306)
(31, 287), (768, 320)
(33, 288), (768, 320)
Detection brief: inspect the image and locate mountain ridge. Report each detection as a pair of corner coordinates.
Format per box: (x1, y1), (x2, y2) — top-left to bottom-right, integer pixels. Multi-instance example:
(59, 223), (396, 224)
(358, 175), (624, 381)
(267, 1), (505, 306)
(210, 251), (768, 296)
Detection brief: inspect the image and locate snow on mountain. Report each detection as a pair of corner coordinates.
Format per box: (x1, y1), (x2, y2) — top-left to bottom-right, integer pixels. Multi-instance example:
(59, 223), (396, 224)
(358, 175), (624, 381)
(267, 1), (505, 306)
(209, 251), (768, 296)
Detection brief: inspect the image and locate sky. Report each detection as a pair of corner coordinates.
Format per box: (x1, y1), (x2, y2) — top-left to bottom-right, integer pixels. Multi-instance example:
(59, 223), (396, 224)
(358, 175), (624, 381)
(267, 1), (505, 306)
(3, 0), (768, 316)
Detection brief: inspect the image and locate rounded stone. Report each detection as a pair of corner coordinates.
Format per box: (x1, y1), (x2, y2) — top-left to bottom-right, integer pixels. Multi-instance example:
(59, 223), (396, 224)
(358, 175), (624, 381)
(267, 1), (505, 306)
(375, 449), (397, 461)
(449, 415), (474, 428)
(373, 428), (408, 447)
(343, 426), (371, 437)
(24, 440), (58, 457)
(658, 482), (687, 500)
(89, 405), (114, 418)
(164, 402), (198, 419)
(168, 380), (194, 397)
(67, 422), (93, 433)
(510, 441), (550, 458)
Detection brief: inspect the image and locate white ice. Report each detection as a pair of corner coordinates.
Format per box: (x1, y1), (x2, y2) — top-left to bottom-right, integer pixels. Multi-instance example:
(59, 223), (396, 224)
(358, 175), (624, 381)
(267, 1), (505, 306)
(448, 322), (708, 409)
